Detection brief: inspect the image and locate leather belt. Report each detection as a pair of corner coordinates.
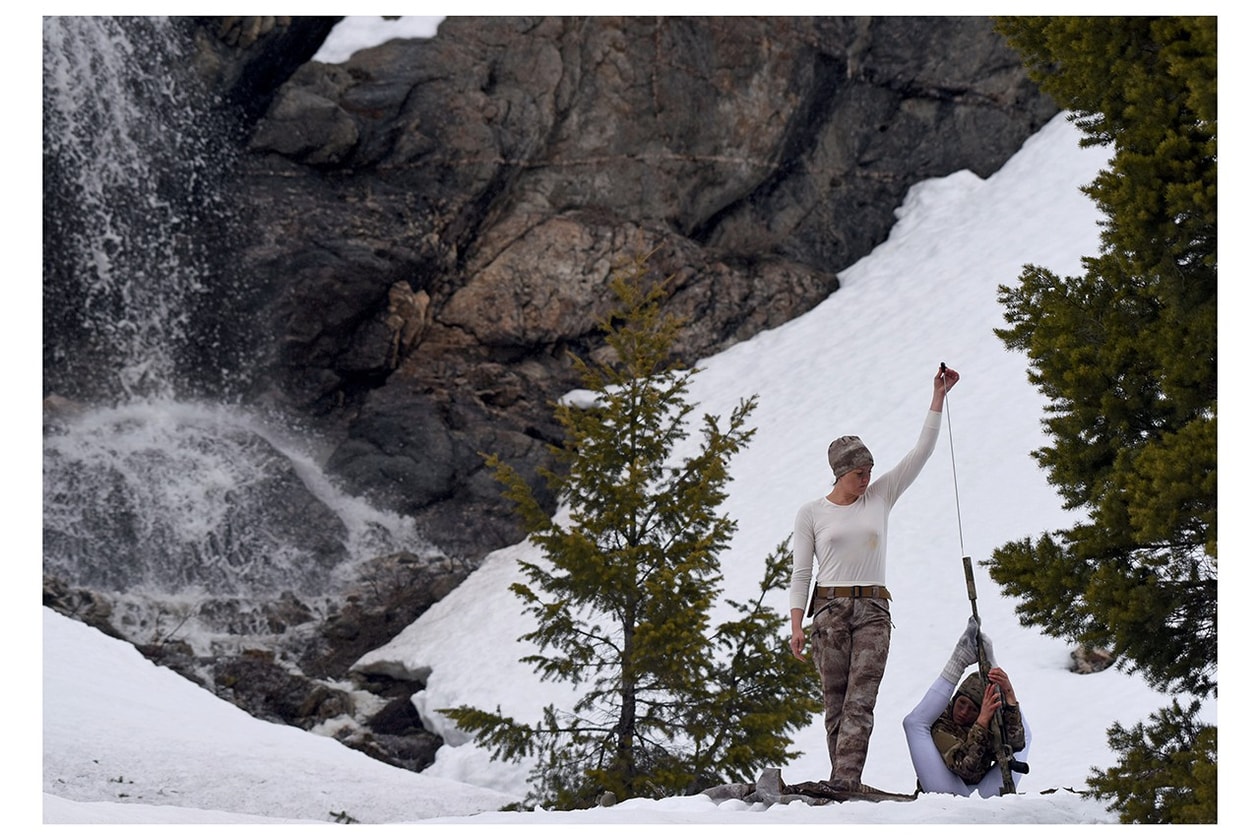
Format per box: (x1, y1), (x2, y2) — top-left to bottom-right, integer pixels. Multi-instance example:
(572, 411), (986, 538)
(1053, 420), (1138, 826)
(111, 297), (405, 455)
(815, 585), (892, 600)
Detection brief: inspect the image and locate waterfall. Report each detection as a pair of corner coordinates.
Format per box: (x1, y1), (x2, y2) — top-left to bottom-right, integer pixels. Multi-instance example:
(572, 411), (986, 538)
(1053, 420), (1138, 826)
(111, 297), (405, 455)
(42, 17), (441, 654)
(43, 397), (442, 652)
(44, 16), (217, 400)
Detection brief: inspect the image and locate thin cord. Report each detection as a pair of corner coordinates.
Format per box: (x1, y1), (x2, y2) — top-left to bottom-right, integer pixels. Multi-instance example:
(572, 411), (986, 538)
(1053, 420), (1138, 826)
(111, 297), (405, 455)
(941, 365), (966, 557)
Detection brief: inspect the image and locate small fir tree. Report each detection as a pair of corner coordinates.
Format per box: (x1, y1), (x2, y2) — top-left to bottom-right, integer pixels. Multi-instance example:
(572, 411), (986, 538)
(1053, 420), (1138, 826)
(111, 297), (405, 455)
(1087, 699), (1217, 824)
(991, 16), (1216, 823)
(443, 263), (819, 809)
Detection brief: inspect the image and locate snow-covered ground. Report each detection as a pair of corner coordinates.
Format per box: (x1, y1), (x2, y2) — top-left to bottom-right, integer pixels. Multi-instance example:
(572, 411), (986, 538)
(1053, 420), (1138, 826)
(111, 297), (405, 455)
(36, 15), (1232, 830)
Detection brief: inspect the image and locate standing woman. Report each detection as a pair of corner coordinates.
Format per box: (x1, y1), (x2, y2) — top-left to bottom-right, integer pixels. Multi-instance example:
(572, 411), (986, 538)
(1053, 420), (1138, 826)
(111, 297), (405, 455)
(788, 364), (960, 791)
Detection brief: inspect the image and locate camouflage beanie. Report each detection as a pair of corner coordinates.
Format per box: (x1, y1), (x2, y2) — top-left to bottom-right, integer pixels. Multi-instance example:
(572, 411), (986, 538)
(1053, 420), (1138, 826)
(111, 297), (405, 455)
(828, 435), (874, 480)
(954, 671), (985, 707)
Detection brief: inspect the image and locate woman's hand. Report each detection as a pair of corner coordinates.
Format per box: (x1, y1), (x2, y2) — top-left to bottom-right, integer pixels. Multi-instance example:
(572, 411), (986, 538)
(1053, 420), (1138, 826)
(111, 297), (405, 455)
(975, 667), (1017, 728)
(975, 681), (1003, 728)
(987, 666), (1017, 705)
(790, 624), (808, 662)
(931, 365), (960, 411)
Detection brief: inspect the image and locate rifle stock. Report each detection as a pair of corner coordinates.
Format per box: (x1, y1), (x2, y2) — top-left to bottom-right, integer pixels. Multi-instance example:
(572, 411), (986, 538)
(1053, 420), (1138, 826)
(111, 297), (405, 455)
(962, 555), (1021, 794)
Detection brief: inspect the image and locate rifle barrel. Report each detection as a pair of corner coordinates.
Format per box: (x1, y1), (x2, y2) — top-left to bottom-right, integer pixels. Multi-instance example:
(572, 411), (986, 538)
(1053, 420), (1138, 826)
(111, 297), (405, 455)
(961, 555), (1018, 794)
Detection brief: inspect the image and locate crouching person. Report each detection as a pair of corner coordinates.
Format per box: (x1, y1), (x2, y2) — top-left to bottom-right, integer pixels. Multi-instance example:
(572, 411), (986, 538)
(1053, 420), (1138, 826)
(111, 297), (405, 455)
(902, 618), (1031, 797)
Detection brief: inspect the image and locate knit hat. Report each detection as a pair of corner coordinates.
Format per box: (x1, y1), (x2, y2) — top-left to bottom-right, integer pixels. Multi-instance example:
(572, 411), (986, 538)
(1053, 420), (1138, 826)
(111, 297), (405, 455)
(828, 435), (874, 480)
(954, 670), (986, 708)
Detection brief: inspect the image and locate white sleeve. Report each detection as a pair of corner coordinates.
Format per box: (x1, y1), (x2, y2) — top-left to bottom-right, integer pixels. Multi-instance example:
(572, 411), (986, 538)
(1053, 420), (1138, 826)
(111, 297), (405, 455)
(790, 504), (815, 612)
(876, 410), (942, 506)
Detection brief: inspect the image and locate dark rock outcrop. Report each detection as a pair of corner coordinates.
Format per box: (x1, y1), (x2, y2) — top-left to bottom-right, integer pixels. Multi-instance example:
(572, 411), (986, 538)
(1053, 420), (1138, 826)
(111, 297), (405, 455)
(218, 16), (1059, 562)
(187, 16), (342, 130)
(44, 547), (467, 775)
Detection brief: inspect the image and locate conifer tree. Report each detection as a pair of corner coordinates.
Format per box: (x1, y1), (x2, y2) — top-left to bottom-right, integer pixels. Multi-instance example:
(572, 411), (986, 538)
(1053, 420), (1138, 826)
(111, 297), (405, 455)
(990, 17), (1216, 822)
(443, 263), (819, 809)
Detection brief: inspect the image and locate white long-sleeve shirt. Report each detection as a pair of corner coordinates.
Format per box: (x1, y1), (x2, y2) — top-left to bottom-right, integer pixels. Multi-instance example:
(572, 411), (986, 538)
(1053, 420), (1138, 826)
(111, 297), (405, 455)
(790, 410), (942, 612)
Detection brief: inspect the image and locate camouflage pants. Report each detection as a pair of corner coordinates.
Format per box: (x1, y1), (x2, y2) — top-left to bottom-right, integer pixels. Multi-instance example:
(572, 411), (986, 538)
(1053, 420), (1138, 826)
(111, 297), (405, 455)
(809, 596), (892, 786)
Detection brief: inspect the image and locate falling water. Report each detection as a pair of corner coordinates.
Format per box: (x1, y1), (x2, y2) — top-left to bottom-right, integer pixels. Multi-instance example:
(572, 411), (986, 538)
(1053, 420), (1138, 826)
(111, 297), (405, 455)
(43, 16), (216, 400)
(42, 17), (440, 653)
(43, 397), (440, 650)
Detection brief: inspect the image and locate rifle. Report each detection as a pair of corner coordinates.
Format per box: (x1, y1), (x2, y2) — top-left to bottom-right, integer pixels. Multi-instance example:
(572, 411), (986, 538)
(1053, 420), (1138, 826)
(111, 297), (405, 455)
(963, 555), (1029, 793)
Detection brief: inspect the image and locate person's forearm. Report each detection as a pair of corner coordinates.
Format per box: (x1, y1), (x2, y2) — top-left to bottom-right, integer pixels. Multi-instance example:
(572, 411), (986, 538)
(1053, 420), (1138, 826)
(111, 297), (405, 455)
(791, 607), (805, 634)
(1004, 708), (1026, 751)
(945, 735), (990, 785)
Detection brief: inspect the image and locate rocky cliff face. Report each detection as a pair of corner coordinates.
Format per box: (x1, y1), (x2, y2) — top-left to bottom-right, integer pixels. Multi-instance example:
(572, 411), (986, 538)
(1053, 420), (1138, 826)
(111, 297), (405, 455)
(216, 16), (1058, 562)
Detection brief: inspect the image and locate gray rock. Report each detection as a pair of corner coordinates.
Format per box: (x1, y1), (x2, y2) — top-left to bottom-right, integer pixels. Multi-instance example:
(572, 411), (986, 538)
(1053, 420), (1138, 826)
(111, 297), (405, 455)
(223, 16), (1056, 562)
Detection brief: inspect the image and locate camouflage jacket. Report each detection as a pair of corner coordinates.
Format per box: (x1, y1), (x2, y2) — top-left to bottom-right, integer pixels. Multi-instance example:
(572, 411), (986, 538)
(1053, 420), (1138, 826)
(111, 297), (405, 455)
(929, 704), (1026, 785)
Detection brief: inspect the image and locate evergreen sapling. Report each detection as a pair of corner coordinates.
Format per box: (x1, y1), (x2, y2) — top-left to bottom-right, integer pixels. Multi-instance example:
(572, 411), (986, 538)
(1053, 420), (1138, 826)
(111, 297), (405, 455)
(442, 263), (819, 809)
